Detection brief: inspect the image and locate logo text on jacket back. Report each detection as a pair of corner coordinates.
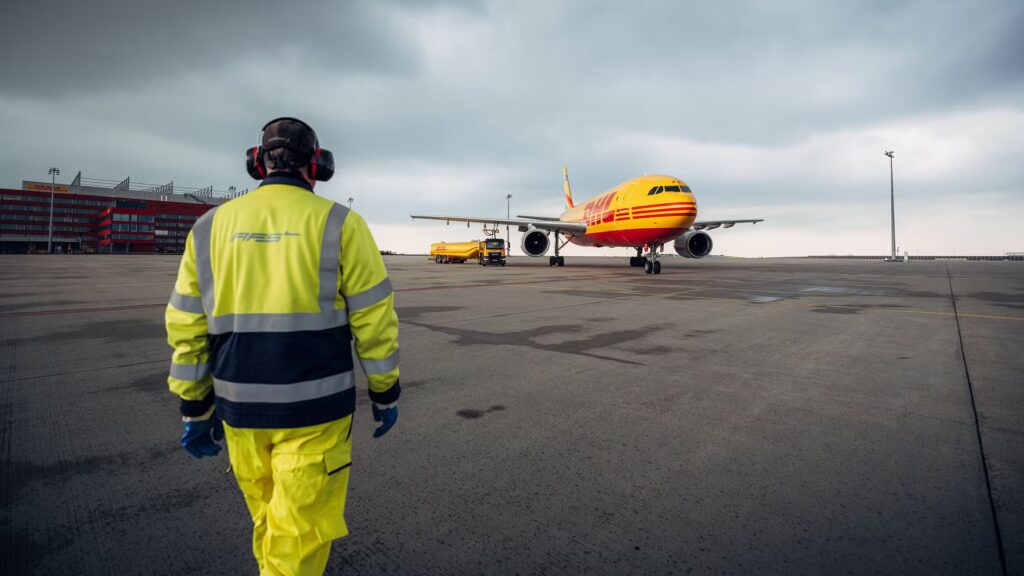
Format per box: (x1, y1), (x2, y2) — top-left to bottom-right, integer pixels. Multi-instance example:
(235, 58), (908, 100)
(231, 232), (301, 243)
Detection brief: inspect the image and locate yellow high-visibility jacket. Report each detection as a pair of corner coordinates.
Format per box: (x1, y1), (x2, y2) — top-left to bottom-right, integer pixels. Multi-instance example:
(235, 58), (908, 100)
(165, 175), (400, 427)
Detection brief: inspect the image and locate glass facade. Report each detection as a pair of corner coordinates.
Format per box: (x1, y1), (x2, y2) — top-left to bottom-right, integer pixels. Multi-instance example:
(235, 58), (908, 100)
(0, 187), (218, 254)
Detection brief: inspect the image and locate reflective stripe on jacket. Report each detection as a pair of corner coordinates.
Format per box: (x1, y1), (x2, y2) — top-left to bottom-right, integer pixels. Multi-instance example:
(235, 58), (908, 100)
(166, 175), (400, 428)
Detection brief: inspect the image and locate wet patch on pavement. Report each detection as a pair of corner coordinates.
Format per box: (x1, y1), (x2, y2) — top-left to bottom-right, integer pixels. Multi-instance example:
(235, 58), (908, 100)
(404, 320), (673, 366)
(457, 405), (506, 419)
(7, 443), (178, 496)
(98, 369), (167, 394)
(396, 306), (465, 321)
(2, 528), (74, 573)
(812, 306), (862, 314)
(0, 318), (164, 347)
(965, 291), (1024, 303)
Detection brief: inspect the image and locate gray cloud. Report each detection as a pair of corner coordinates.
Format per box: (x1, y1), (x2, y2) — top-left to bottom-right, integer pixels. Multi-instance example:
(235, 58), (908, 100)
(0, 0), (1021, 254)
(0, 0), (421, 96)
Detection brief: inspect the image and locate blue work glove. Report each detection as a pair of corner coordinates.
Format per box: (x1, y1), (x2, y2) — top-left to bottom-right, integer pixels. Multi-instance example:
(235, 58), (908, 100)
(180, 412), (224, 458)
(372, 403), (398, 438)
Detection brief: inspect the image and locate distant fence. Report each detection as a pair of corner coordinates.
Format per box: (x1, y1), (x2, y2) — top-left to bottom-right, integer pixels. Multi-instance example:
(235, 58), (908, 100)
(808, 255), (1023, 262)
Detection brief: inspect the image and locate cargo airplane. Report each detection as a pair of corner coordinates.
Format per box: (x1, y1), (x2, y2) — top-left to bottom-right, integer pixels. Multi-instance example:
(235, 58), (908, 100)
(411, 166), (762, 274)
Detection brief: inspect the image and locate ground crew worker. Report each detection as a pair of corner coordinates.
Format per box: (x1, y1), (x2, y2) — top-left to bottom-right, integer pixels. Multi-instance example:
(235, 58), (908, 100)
(165, 117), (401, 575)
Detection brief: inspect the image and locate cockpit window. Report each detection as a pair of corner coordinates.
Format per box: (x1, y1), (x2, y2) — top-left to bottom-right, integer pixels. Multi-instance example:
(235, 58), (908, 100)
(649, 184), (692, 195)
(660, 185), (692, 193)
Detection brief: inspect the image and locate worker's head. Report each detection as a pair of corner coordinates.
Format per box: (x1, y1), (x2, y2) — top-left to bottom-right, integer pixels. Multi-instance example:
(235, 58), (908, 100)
(245, 117), (335, 187)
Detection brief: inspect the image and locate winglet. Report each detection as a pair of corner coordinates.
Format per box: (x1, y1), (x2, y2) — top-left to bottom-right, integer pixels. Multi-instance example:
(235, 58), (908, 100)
(563, 164), (574, 209)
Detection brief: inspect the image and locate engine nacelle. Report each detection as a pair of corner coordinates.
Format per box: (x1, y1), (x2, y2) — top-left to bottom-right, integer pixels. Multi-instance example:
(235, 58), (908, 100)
(674, 230), (713, 258)
(521, 229), (550, 257)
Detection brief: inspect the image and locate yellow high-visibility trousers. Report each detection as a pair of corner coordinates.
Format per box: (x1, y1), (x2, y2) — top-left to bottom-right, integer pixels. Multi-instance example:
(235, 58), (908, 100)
(224, 417), (353, 576)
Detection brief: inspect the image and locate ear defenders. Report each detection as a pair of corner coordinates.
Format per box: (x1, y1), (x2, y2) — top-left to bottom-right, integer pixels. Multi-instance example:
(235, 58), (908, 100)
(245, 117), (335, 182)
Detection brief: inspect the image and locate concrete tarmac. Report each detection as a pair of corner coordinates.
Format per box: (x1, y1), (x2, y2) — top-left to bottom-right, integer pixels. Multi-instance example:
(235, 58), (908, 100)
(1, 254), (1022, 575)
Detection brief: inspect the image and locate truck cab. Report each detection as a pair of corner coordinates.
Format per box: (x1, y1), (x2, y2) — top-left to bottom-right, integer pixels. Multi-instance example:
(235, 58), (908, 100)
(480, 238), (507, 266)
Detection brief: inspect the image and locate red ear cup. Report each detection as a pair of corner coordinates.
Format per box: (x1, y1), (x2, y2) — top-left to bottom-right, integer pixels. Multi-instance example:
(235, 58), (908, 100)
(245, 146), (266, 180)
(312, 149), (335, 182)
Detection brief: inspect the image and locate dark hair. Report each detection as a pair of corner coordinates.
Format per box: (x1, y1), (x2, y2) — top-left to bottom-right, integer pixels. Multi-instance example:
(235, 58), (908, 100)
(264, 147), (310, 172)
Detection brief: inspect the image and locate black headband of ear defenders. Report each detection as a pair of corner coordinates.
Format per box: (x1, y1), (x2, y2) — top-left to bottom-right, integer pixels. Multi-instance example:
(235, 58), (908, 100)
(261, 117), (319, 156)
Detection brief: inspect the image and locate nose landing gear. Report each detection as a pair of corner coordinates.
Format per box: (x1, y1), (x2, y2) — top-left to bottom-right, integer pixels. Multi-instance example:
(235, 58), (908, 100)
(638, 244), (662, 274)
(629, 247), (648, 268)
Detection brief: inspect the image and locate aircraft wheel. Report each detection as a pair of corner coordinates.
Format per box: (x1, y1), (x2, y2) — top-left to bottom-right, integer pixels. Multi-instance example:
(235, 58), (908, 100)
(629, 256), (637, 267)
(644, 261), (653, 274)
(653, 261), (662, 274)
(549, 256), (556, 266)
(500, 260), (506, 266)
(557, 256), (565, 267)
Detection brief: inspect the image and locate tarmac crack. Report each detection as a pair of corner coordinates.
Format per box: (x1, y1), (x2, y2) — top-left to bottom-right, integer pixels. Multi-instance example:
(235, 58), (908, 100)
(947, 263), (1008, 576)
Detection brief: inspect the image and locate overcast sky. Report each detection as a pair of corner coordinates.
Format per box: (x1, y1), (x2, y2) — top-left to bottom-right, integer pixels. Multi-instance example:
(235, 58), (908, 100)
(1, 0), (1021, 256)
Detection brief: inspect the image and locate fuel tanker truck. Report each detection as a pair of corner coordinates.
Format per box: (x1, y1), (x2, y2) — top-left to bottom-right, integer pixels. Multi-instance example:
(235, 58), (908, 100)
(430, 239), (507, 266)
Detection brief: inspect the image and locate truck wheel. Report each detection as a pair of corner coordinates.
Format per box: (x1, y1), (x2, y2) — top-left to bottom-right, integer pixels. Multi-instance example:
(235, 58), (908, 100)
(500, 260), (506, 266)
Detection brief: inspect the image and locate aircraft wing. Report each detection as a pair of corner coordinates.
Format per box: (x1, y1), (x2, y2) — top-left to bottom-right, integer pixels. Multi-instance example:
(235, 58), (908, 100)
(410, 215), (588, 235)
(691, 219), (763, 231)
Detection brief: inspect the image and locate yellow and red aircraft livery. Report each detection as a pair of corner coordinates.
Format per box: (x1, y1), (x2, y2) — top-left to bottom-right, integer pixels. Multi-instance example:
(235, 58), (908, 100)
(411, 166), (761, 274)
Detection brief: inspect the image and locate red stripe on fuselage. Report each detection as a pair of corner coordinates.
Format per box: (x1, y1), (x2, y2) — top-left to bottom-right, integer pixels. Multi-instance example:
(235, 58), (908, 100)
(634, 201), (695, 208)
(632, 204), (694, 213)
(573, 227), (687, 247)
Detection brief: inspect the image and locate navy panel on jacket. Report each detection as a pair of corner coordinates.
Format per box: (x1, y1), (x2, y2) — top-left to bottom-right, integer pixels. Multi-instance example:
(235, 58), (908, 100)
(209, 325), (353, 384)
(216, 387), (356, 429)
(368, 380), (401, 405)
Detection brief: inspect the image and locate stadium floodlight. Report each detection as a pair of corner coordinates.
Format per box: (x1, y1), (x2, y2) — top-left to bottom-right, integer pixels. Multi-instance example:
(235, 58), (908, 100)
(884, 151), (895, 260)
(47, 167), (60, 254)
(347, 197), (353, 209)
(506, 193), (513, 254)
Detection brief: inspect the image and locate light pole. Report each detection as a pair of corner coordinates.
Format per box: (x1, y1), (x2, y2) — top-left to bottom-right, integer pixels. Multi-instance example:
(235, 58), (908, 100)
(47, 167), (60, 254)
(347, 197), (353, 210)
(505, 193), (513, 254)
(884, 151), (895, 260)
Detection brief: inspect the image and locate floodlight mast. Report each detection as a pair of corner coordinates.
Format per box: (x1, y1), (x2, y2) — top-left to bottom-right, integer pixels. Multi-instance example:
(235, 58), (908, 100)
(505, 193), (513, 254)
(885, 151), (895, 260)
(47, 167), (60, 254)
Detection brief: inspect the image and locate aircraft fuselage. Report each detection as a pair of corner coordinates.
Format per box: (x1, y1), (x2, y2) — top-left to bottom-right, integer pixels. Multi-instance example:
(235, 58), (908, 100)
(559, 175), (697, 248)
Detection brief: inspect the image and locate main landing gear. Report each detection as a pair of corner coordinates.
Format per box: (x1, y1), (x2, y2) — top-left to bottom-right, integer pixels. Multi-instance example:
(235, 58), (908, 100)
(549, 234), (569, 266)
(630, 245), (662, 274)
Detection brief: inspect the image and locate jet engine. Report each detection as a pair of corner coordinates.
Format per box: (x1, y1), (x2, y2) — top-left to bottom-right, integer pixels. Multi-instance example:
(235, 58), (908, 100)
(521, 229), (550, 257)
(674, 230), (713, 258)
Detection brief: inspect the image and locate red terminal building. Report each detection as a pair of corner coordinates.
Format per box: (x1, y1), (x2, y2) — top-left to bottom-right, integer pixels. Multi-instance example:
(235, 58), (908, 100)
(0, 176), (236, 254)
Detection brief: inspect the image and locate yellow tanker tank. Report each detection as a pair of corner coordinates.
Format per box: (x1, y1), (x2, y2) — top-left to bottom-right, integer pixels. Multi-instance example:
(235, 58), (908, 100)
(430, 239), (507, 266)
